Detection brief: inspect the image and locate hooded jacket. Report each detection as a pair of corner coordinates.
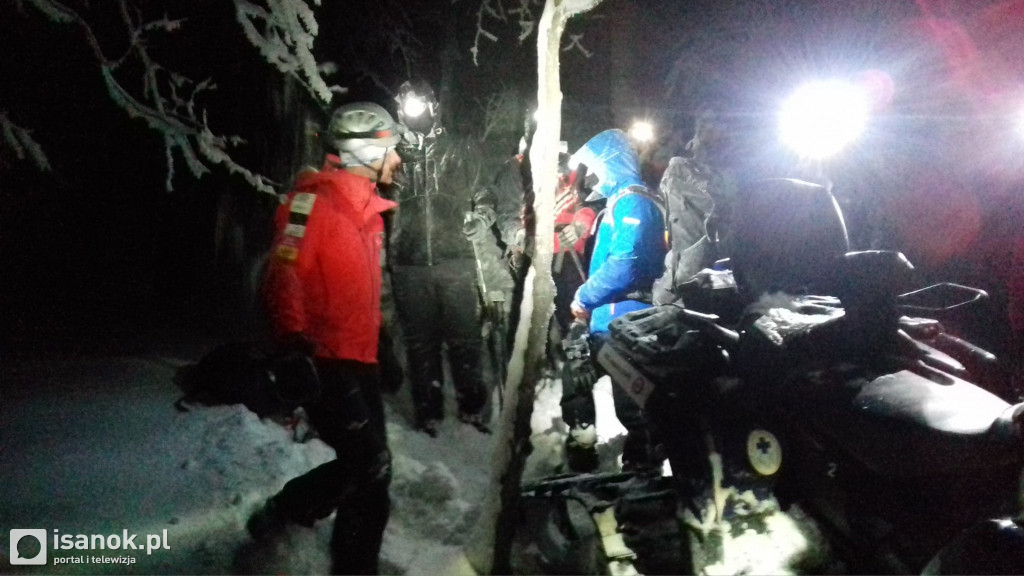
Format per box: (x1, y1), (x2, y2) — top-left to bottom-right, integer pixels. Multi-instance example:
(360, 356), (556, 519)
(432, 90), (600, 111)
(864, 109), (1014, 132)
(263, 157), (398, 363)
(572, 130), (668, 333)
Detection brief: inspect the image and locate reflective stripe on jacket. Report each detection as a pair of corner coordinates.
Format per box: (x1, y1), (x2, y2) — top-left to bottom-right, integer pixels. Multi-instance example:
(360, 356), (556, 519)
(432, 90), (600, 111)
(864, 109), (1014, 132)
(263, 162), (397, 363)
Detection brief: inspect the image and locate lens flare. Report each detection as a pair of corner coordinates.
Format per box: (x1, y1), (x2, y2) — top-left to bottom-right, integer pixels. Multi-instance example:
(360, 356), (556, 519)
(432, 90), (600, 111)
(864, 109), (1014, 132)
(402, 95), (427, 118)
(780, 80), (870, 159)
(628, 120), (654, 143)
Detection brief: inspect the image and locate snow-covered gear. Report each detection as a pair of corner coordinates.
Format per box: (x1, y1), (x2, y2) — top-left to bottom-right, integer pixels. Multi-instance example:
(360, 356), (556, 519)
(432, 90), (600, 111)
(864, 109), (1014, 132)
(263, 158), (397, 364)
(570, 130), (668, 334)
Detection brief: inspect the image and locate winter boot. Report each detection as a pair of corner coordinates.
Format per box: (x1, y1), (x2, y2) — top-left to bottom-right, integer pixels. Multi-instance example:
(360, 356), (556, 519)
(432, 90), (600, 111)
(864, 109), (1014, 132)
(415, 418), (441, 438)
(458, 411), (492, 434)
(246, 497), (287, 541)
(565, 424), (599, 473)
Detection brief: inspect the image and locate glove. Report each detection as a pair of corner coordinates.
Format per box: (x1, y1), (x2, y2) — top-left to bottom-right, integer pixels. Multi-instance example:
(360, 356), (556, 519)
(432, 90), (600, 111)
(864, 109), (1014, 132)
(557, 221), (585, 250)
(463, 210), (494, 243)
(562, 321), (599, 391)
(271, 333), (320, 406)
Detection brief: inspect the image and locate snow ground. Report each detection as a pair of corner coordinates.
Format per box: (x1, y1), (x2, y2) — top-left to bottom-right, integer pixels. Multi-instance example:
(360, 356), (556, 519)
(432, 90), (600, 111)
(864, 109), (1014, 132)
(1, 348), (825, 575)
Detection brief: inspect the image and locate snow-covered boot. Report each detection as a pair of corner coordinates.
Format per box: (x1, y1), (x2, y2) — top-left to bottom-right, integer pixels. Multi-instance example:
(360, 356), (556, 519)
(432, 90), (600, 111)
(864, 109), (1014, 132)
(565, 424), (599, 472)
(458, 411), (492, 434)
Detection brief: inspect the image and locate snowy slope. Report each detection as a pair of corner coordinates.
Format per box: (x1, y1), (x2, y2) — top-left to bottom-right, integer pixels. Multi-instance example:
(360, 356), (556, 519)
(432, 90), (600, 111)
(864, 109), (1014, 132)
(1, 350), (824, 575)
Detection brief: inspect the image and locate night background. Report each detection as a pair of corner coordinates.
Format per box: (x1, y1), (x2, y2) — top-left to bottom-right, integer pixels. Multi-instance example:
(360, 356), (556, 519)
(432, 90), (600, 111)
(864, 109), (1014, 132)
(1, 0), (1023, 572)
(2, 0), (1022, 366)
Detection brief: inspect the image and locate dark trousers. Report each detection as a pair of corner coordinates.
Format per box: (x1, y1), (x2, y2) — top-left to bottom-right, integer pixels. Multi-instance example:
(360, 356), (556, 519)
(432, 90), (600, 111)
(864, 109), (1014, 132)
(391, 260), (486, 423)
(560, 333), (657, 467)
(272, 358), (391, 575)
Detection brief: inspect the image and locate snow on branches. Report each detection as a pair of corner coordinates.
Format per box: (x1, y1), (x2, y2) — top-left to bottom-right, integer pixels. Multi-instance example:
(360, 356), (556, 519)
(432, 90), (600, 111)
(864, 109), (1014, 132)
(469, 0), (602, 65)
(1, 110), (50, 171)
(20, 0), (286, 195)
(470, 0), (542, 66)
(234, 0), (342, 105)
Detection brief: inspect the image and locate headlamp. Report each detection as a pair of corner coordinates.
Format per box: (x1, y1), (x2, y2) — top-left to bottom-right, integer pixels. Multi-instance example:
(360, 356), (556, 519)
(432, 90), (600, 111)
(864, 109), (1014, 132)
(402, 94), (428, 118)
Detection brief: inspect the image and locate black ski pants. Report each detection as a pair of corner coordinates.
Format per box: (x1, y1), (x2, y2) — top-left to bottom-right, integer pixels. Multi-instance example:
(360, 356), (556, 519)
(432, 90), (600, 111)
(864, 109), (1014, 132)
(390, 260), (487, 423)
(560, 333), (657, 468)
(272, 358), (391, 575)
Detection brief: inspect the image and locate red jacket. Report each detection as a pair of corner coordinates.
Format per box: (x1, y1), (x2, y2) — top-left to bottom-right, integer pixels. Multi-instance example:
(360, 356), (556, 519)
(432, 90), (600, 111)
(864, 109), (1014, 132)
(263, 160), (397, 364)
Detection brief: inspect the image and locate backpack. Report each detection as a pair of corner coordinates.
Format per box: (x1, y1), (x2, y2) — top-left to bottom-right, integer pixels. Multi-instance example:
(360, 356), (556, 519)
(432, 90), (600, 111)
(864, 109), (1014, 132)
(174, 341), (320, 419)
(652, 156), (734, 305)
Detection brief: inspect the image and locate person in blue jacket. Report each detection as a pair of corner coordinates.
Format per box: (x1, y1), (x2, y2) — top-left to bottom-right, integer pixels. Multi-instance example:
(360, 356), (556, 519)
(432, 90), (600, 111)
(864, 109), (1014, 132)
(562, 129), (667, 472)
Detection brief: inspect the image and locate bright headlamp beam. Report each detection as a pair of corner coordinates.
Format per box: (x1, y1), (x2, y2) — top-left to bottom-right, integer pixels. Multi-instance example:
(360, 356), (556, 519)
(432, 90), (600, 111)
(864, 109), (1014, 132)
(629, 121), (654, 143)
(1016, 107), (1024, 139)
(780, 80), (869, 159)
(402, 95), (427, 118)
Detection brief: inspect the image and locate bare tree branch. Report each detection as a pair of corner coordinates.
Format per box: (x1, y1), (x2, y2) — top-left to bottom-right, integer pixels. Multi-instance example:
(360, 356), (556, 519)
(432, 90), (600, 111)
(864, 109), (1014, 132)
(1, 110), (51, 171)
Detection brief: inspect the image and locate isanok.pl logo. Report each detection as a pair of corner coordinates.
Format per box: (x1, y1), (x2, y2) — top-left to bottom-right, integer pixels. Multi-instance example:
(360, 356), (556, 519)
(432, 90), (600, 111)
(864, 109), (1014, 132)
(10, 529), (47, 565)
(9, 528), (170, 567)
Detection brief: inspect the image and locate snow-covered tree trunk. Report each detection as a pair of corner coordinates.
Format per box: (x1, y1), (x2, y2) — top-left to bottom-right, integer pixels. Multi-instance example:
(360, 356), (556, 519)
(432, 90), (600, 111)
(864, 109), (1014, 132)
(465, 0), (603, 573)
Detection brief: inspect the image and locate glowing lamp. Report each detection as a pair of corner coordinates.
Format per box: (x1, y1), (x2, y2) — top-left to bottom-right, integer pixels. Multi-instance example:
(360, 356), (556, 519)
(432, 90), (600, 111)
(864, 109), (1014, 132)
(402, 94), (427, 118)
(629, 120), (654, 143)
(779, 80), (869, 159)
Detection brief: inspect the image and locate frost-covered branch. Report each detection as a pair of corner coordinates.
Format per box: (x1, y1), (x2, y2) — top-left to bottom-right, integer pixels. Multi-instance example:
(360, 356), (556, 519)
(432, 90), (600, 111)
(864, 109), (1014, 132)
(1, 110), (51, 171)
(470, 0), (505, 66)
(561, 32), (591, 57)
(471, 0), (601, 66)
(22, 0), (281, 194)
(234, 0), (343, 105)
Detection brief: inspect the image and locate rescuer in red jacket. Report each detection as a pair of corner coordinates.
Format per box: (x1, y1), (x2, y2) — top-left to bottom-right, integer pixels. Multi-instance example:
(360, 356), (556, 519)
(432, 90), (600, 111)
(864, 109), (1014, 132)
(248, 101), (402, 575)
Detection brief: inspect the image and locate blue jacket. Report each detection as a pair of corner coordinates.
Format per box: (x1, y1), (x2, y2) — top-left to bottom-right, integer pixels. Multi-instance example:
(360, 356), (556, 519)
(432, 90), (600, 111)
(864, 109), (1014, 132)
(571, 130), (667, 333)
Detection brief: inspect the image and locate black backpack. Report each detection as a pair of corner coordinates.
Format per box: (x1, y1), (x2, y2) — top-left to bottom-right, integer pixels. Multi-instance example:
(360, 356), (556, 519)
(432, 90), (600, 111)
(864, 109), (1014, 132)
(652, 156), (734, 305)
(174, 341), (320, 418)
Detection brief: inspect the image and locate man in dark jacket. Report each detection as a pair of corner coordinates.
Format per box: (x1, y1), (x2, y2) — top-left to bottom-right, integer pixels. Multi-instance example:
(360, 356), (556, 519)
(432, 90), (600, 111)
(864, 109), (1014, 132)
(387, 80), (511, 436)
(249, 101), (401, 575)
